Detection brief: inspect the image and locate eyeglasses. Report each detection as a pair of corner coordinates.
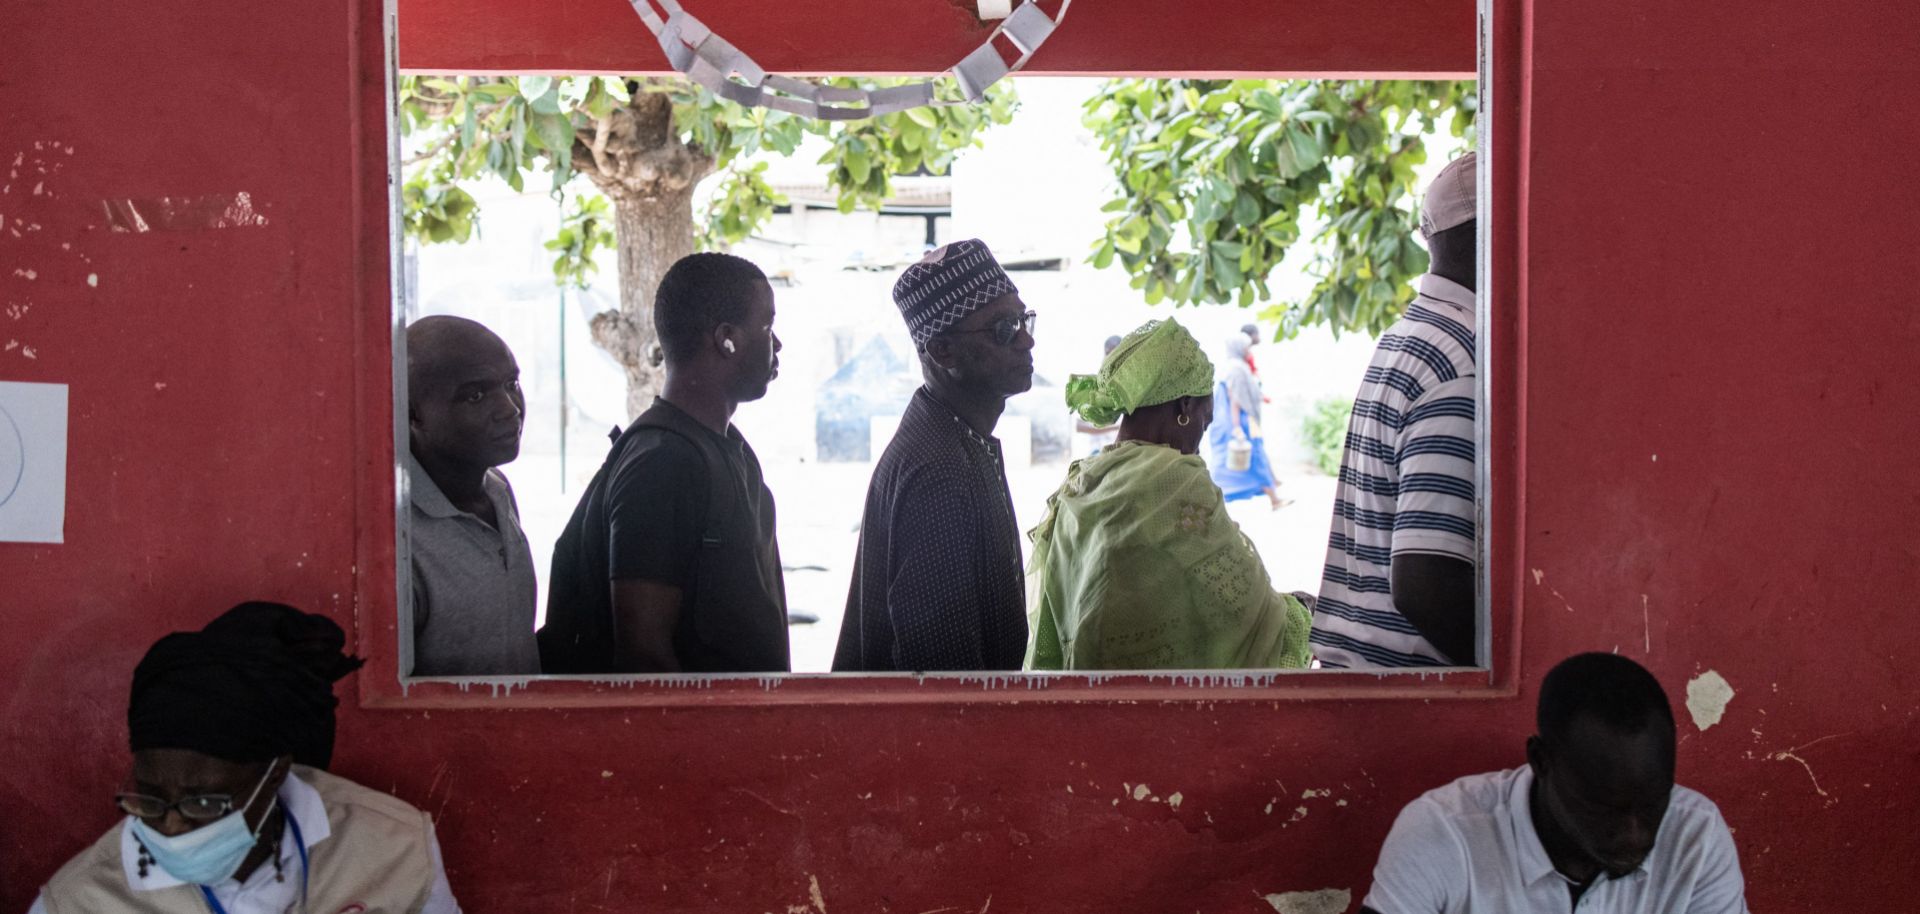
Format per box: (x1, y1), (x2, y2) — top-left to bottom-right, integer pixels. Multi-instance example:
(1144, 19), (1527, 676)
(944, 310), (1037, 347)
(117, 761), (280, 822)
(115, 792), (243, 822)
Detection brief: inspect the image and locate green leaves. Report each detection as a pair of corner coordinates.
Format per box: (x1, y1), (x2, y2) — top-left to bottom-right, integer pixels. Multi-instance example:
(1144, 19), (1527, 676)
(398, 73), (1015, 294)
(812, 79), (1017, 215)
(518, 76), (554, 101)
(401, 174), (479, 244)
(1086, 78), (1475, 338)
(544, 194), (616, 290)
(698, 161), (786, 251)
(1301, 396), (1355, 476)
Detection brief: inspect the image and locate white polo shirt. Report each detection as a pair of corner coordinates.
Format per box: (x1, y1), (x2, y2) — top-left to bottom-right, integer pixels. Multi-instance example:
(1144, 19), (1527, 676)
(1364, 767), (1748, 914)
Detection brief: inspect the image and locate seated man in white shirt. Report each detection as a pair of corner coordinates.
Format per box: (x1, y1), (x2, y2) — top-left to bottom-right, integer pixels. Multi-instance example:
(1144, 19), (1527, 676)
(1363, 652), (1748, 914)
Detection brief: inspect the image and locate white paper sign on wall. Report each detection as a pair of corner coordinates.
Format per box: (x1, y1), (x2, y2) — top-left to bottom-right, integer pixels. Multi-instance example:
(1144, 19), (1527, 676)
(0, 380), (69, 544)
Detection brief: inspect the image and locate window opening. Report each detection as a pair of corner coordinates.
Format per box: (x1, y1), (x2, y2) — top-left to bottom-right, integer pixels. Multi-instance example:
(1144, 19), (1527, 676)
(392, 72), (1485, 681)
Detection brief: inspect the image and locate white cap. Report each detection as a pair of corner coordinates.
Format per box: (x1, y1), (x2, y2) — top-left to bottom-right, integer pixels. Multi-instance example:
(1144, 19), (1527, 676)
(1419, 150), (1477, 239)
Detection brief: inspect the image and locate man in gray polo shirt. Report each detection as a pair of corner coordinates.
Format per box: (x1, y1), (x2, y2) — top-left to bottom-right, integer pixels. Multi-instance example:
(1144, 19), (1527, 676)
(1363, 653), (1748, 913)
(406, 315), (540, 675)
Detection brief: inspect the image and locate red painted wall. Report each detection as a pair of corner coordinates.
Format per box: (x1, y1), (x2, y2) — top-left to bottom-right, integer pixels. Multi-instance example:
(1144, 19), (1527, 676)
(5, 1), (1918, 912)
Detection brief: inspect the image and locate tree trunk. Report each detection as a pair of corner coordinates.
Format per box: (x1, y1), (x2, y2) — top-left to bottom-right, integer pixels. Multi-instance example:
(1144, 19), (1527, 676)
(592, 188), (697, 419)
(575, 88), (715, 419)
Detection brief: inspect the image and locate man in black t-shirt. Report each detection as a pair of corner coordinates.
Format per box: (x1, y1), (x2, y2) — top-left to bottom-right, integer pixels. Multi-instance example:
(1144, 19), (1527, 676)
(539, 253), (789, 674)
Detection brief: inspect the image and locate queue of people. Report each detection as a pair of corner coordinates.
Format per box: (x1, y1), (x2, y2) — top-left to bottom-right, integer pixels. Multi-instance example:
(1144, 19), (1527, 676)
(404, 151), (1484, 678)
(30, 605), (1750, 913)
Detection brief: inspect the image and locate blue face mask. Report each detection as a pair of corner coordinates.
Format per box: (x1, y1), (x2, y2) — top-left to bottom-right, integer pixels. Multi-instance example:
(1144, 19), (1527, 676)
(128, 764), (279, 886)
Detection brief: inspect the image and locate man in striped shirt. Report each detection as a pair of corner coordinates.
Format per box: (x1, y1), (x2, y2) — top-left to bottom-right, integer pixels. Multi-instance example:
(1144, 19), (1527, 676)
(1313, 152), (1478, 668)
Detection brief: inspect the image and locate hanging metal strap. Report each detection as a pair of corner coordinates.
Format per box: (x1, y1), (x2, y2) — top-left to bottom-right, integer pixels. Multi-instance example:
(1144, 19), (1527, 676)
(627, 0), (1072, 120)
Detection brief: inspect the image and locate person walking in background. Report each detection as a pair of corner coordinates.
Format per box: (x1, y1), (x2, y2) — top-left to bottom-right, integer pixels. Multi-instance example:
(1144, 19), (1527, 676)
(1026, 319), (1313, 671)
(833, 239), (1035, 672)
(539, 253), (789, 674)
(1313, 151), (1479, 668)
(1208, 332), (1288, 510)
(1238, 322), (1269, 393)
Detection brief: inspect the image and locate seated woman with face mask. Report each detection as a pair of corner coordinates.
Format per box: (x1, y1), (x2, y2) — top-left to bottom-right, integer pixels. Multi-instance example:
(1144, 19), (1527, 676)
(31, 602), (461, 914)
(1025, 319), (1313, 671)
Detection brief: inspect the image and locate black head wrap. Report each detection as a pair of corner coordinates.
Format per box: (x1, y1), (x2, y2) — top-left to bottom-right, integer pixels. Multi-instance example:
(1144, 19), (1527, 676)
(128, 602), (365, 769)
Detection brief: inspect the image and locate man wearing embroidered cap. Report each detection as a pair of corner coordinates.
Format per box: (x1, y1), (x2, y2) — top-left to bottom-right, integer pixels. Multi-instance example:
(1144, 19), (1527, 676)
(1025, 318), (1313, 670)
(1313, 151), (1480, 669)
(833, 239), (1036, 672)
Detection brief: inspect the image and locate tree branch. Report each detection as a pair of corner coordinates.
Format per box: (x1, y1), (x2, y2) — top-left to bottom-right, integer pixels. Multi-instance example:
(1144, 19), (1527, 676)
(590, 114), (613, 173)
(401, 98), (511, 168)
(403, 133), (457, 168)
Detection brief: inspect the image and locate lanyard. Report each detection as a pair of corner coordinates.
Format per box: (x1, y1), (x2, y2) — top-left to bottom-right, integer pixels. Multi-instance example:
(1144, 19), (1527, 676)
(198, 813), (309, 914)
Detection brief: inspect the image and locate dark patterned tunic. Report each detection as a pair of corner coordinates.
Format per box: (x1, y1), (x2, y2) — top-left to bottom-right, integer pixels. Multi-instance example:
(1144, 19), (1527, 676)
(832, 388), (1027, 672)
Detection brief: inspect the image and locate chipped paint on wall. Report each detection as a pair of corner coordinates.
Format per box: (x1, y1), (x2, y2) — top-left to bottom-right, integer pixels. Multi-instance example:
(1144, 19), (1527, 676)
(1262, 887), (1352, 914)
(1746, 733), (1848, 808)
(1686, 670), (1735, 731)
(98, 192), (270, 233)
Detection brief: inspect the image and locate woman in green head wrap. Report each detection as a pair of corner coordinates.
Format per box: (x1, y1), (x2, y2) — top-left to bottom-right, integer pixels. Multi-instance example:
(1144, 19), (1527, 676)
(1027, 319), (1313, 671)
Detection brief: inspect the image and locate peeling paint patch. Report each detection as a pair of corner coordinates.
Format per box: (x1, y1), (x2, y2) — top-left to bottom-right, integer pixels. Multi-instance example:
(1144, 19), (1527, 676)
(1751, 733), (1848, 806)
(1641, 594), (1652, 654)
(86, 273), (97, 288)
(1686, 670), (1735, 731)
(808, 874), (827, 913)
(100, 191), (270, 232)
(1767, 749), (1829, 802)
(1531, 568), (1543, 585)
(1166, 791), (1183, 809)
(1262, 888), (1352, 914)
(1131, 784), (1151, 801)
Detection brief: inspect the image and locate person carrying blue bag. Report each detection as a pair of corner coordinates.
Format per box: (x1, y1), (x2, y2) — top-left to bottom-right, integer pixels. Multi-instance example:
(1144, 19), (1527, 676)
(1207, 331), (1288, 510)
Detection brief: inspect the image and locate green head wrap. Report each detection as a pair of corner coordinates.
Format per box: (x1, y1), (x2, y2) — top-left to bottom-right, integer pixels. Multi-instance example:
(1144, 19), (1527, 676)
(1063, 319), (1216, 427)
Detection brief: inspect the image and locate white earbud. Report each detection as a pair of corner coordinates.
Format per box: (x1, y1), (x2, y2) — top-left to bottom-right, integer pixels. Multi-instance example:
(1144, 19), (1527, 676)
(722, 339), (737, 353)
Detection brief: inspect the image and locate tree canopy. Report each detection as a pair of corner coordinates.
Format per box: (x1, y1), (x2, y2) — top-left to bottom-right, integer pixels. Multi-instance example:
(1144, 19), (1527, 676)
(1083, 79), (1475, 338)
(396, 75), (1475, 412)
(398, 75), (1015, 414)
